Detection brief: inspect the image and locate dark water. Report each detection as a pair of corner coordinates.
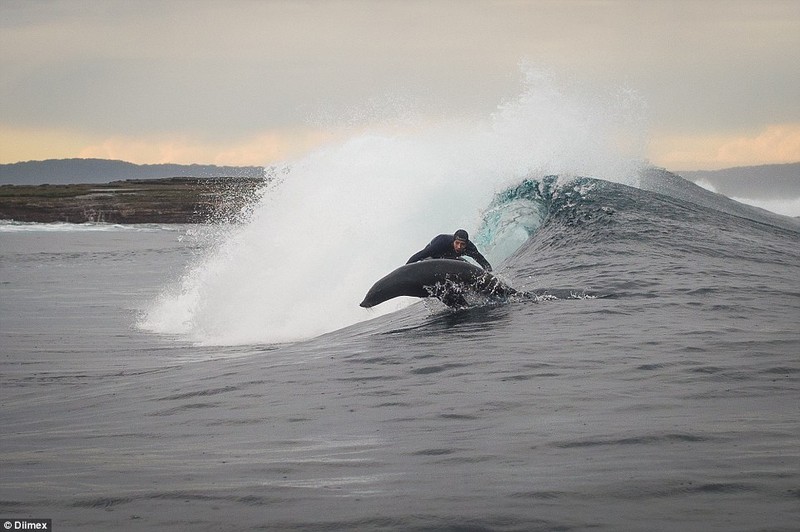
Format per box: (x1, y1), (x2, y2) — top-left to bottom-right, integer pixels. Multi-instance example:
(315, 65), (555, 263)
(1, 173), (799, 531)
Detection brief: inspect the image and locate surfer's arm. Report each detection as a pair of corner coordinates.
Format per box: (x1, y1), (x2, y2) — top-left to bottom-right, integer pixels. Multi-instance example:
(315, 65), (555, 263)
(475, 254), (492, 271)
(406, 246), (432, 264)
(466, 244), (492, 271)
(407, 235), (451, 264)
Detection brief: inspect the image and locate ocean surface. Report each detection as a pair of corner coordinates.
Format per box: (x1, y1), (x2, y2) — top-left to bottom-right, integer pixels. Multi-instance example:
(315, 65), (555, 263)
(1, 166), (798, 531)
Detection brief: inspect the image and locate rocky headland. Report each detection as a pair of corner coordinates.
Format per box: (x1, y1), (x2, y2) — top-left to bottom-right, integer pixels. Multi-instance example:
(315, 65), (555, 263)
(0, 159), (270, 223)
(0, 177), (266, 224)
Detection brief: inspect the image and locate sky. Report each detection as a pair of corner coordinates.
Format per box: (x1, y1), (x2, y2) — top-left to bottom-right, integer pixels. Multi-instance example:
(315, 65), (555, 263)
(1, 0), (799, 171)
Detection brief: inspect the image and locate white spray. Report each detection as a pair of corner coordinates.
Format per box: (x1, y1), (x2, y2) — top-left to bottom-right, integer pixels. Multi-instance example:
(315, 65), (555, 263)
(140, 68), (647, 345)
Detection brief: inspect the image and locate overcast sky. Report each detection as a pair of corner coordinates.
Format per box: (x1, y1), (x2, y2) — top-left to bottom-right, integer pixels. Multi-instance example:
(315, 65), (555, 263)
(1, 0), (798, 170)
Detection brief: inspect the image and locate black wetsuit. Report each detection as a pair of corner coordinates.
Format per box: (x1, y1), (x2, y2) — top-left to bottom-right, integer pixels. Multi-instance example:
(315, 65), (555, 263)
(406, 234), (492, 271)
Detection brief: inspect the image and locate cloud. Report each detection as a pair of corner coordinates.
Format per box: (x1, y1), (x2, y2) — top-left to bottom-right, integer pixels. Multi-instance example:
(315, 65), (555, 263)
(650, 124), (800, 170)
(3, 1), (799, 169)
(76, 130), (338, 166)
(0, 125), (95, 163)
(717, 125), (800, 165)
(0, 122), (343, 166)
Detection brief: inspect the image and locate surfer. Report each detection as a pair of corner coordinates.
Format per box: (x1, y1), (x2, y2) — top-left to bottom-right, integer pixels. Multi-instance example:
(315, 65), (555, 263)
(406, 229), (492, 271)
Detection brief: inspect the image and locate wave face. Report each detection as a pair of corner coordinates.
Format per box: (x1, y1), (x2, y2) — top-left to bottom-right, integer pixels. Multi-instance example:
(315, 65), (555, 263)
(493, 173), (799, 300)
(139, 71), (649, 345)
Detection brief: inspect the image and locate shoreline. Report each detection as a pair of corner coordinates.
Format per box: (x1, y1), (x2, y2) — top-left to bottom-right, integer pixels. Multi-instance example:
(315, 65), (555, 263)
(0, 177), (266, 224)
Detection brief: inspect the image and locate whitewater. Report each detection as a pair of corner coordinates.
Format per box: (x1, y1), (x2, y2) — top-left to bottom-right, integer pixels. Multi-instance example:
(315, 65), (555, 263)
(2, 75), (798, 531)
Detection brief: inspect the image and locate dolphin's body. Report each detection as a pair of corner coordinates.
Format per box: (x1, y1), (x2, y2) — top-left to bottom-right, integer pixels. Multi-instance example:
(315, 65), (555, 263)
(359, 259), (519, 308)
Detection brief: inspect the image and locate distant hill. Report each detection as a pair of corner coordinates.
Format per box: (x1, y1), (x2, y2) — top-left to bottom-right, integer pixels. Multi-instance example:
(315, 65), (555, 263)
(0, 158), (266, 185)
(677, 162), (800, 200)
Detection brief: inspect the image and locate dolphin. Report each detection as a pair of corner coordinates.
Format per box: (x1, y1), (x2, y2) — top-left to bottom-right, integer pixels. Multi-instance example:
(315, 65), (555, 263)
(359, 259), (520, 308)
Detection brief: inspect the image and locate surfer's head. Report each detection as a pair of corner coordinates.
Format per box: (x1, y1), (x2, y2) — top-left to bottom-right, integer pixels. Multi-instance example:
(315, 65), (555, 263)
(453, 229), (468, 253)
